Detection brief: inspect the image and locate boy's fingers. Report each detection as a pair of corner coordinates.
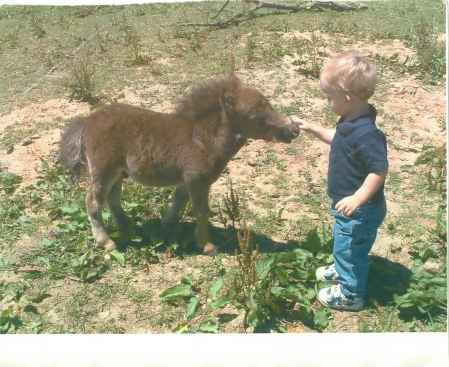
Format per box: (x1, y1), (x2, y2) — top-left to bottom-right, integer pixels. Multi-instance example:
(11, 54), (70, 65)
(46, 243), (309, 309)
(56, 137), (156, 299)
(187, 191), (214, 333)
(289, 116), (302, 124)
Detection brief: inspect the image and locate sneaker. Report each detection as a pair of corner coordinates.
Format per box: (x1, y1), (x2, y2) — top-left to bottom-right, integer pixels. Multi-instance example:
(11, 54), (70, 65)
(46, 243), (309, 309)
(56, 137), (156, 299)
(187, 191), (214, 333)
(318, 284), (365, 311)
(316, 264), (342, 283)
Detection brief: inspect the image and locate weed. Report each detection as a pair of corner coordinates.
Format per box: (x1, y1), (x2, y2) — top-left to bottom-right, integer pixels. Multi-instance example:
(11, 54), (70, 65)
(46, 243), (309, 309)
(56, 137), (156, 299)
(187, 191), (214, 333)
(30, 13), (46, 39)
(94, 25), (108, 53)
(0, 167), (23, 194)
(292, 33), (328, 79)
(65, 50), (97, 104)
(160, 222), (335, 332)
(414, 143), (447, 239)
(246, 36), (256, 62)
(406, 16), (446, 84)
(217, 180), (242, 229)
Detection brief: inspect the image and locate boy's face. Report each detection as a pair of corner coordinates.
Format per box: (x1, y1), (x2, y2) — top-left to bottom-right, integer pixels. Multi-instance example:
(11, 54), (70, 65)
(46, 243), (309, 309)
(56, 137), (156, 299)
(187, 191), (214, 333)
(320, 78), (351, 118)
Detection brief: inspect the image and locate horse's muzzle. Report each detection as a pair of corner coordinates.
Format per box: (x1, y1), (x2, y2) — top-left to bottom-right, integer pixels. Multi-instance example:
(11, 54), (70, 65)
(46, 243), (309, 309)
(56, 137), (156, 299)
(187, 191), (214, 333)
(278, 120), (300, 142)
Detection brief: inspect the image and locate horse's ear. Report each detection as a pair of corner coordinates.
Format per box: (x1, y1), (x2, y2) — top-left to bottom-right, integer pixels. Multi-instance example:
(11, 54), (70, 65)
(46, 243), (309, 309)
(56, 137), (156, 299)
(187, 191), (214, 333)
(228, 73), (242, 88)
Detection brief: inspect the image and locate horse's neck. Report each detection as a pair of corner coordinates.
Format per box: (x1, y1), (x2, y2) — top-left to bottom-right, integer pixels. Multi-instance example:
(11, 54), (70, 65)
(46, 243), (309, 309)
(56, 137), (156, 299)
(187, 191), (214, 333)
(193, 118), (246, 165)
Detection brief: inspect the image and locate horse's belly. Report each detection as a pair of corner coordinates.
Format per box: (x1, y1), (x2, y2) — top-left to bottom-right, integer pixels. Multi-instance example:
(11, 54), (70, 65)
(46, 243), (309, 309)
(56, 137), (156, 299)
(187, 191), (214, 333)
(129, 168), (184, 188)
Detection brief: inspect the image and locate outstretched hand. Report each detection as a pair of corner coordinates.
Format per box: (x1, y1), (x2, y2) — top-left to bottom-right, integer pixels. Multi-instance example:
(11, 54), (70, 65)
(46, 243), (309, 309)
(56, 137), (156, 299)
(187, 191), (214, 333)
(290, 115), (315, 133)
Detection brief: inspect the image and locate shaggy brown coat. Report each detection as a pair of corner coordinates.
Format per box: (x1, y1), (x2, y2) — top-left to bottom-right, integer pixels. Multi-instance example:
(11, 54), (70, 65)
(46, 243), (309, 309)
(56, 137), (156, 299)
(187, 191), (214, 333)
(60, 74), (299, 254)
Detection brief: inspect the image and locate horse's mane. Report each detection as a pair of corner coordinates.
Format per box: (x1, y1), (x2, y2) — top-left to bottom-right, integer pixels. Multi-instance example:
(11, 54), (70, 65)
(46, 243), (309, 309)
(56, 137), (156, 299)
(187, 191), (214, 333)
(174, 77), (228, 123)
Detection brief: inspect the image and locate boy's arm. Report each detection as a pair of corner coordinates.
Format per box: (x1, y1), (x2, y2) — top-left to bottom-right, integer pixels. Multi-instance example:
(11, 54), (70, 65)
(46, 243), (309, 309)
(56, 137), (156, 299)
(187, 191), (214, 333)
(290, 116), (336, 144)
(335, 169), (388, 217)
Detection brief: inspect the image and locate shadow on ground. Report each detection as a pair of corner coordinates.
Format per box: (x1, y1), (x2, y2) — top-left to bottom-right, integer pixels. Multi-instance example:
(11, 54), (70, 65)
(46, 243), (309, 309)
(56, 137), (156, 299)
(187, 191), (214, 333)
(116, 218), (293, 256)
(117, 219), (415, 311)
(366, 255), (413, 307)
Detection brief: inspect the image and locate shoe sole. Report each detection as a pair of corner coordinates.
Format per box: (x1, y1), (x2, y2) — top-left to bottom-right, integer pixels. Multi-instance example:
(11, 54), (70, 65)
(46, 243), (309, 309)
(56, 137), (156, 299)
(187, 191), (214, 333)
(318, 298), (365, 311)
(316, 276), (340, 284)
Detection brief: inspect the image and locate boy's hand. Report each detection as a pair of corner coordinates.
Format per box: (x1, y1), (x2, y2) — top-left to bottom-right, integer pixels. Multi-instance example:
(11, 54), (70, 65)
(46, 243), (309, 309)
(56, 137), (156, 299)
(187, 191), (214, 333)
(290, 116), (315, 133)
(335, 195), (364, 217)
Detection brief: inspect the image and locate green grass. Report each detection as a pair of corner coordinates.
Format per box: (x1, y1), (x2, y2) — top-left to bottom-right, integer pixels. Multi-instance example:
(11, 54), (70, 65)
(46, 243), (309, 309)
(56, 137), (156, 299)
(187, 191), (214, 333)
(0, 0), (446, 335)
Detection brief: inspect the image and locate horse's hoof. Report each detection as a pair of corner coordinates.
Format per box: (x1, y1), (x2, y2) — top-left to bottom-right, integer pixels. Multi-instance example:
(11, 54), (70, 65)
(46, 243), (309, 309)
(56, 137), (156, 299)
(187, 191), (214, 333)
(203, 243), (216, 255)
(102, 241), (117, 251)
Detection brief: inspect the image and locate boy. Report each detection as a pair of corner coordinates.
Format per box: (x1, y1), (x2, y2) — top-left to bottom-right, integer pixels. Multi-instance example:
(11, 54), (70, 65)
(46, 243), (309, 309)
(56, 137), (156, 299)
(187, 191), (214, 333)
(292, 50), (388, 311)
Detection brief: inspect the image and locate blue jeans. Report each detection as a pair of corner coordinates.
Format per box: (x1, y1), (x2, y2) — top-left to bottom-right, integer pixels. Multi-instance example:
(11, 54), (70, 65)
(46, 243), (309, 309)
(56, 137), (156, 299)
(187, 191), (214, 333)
(332, 199), (387, 298)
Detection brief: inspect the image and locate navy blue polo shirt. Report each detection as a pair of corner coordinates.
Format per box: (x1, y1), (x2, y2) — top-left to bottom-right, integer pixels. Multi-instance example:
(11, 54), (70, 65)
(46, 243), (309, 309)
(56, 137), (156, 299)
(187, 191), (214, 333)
(328, 105), (389, 208)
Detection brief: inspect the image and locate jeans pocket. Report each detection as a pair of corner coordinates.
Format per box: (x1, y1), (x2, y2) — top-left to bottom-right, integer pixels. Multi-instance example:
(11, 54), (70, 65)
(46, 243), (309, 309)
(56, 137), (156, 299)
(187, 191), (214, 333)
(333, 210), (355, 236)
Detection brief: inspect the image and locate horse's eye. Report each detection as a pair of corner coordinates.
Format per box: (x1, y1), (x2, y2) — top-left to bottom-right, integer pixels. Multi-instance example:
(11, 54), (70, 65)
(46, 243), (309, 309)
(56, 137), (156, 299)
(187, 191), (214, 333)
(250, 116), (264, 125)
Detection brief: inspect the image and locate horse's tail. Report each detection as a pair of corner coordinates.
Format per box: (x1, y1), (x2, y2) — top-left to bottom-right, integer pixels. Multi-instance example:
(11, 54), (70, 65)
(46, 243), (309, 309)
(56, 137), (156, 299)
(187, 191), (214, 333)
(59, 117), (88, 180)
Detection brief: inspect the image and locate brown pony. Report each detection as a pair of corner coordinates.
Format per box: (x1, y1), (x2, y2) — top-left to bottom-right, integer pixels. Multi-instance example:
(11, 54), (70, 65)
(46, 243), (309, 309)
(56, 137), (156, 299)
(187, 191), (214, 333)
(60, 74), (299, 255)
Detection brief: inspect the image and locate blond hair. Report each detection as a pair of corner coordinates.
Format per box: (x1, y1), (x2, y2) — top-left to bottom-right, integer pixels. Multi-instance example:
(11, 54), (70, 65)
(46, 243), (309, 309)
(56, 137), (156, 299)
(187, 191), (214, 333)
(320, 50), (376, 101)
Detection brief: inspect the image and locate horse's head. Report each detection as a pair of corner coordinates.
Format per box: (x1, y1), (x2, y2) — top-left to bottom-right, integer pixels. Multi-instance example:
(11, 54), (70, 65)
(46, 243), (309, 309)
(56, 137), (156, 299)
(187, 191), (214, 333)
(220, 74), (300, 143)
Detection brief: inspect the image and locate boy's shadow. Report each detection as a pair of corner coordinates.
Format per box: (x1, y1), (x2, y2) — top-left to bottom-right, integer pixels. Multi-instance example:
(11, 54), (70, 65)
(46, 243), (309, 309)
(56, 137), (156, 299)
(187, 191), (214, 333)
(366, 255), (413, 307)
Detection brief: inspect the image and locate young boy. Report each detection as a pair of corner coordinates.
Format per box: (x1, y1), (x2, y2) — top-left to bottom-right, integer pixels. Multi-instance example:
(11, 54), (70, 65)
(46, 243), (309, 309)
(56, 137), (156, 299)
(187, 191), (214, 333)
(292, 50), (388, 311)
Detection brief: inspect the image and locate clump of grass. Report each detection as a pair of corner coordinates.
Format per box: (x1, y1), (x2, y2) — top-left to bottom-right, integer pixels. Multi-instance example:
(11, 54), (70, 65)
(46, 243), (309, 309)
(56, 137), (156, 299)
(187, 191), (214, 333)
(30, 13), (46, 39)
(65, 50), (97, 104)
(406, 16), (446, 84)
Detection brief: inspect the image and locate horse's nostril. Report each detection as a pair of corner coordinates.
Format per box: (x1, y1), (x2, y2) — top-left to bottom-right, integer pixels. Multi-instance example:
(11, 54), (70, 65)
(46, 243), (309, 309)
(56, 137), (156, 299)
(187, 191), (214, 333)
(284, 122), (300, 138)
(291, 124), (299, 136)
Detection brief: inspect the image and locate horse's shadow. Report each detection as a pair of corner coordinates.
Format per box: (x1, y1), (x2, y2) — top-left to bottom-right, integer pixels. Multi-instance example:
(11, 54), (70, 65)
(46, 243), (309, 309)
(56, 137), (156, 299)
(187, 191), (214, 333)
(117, 219), (413, 309)
(122, 219), (292, 256)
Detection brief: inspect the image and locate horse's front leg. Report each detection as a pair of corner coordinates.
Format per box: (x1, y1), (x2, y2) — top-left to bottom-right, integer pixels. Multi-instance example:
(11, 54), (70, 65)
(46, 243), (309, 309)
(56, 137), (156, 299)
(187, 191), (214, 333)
(161, 185), (190, 229)
(188, 183), (216, 255)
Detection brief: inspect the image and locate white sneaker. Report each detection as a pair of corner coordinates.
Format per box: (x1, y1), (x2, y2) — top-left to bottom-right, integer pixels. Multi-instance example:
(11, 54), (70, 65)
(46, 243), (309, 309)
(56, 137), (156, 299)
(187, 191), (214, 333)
(316, 264), (342, 283)
(318, 284), (365, 311)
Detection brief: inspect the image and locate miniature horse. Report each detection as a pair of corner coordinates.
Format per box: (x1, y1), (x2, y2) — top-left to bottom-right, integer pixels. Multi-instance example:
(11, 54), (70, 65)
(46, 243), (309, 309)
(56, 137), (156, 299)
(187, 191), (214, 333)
(60, 74), (299, 255)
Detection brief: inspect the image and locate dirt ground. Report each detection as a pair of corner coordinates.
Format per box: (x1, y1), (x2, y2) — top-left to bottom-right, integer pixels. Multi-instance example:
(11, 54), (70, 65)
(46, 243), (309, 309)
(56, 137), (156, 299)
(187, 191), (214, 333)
(0, 35), (446, 334)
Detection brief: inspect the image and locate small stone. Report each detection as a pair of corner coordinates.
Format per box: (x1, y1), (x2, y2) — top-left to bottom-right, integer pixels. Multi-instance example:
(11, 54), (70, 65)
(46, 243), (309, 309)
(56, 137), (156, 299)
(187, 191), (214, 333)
(98, 311), (110, 319)
(388, 223), (395, 230)
(269, 190), (280, 198)
(423, 260), (441, 275)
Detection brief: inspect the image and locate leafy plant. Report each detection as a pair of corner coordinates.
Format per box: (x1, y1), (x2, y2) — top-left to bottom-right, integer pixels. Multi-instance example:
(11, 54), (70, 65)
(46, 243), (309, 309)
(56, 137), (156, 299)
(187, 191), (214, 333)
(394, 265), (447, 316)
(0, 167), (23, 194)
(415, 143), (446, 238)
(292, 33), (328, 79)
(160, 222), (334, 332)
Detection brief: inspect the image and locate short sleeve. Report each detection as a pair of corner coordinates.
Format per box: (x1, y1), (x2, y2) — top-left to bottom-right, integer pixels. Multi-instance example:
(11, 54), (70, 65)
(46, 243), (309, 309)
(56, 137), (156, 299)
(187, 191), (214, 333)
(355, 130), (389, 173)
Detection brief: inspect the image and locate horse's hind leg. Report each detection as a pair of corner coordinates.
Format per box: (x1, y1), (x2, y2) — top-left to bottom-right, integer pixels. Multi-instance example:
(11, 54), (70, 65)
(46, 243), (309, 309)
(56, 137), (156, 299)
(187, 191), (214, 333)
(86, 178), (117, 251)
(107, 176), (130, 231)
(162, 185), (190, 229)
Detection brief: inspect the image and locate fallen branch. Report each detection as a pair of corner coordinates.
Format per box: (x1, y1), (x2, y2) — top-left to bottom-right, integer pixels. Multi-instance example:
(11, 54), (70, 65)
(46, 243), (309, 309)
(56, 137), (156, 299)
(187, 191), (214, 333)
(307, 1), (368, 11)
(179, 1), (367, 28)
(179, 0), (300, 28)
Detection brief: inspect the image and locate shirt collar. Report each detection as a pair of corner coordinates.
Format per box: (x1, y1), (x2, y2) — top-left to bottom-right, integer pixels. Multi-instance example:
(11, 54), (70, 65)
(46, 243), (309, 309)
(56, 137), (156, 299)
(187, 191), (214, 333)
(337, 104), (377, 136)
